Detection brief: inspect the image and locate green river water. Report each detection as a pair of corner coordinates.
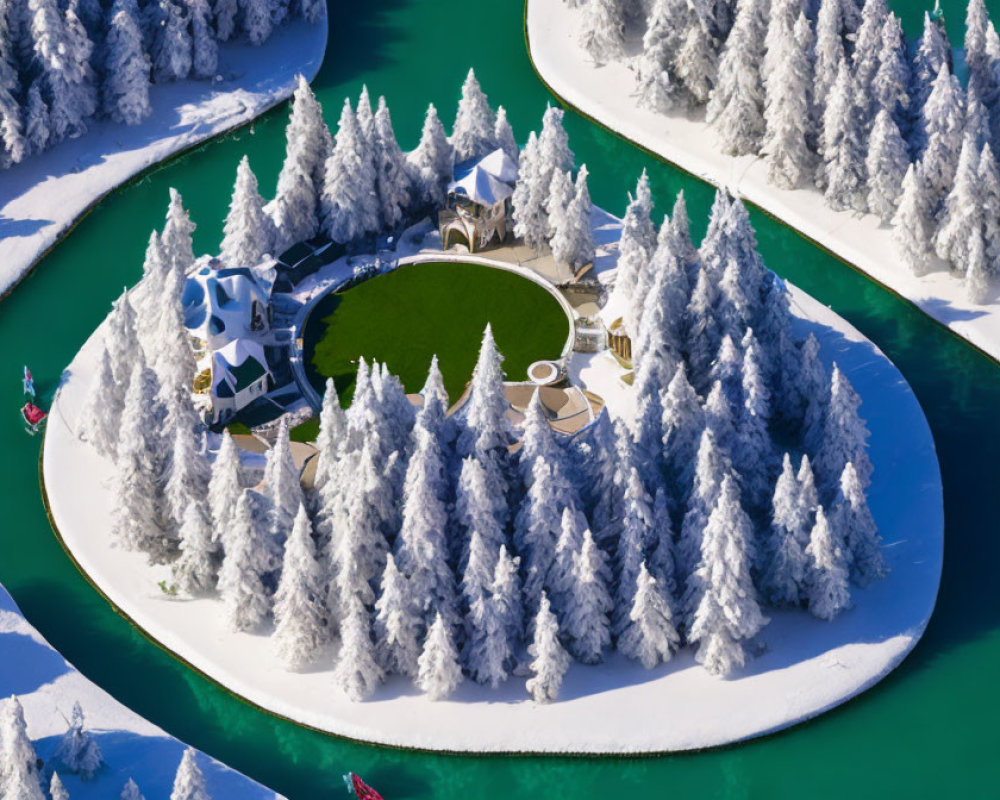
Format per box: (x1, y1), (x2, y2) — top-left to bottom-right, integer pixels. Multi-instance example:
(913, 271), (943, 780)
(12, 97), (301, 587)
(1, 1), (997, 797)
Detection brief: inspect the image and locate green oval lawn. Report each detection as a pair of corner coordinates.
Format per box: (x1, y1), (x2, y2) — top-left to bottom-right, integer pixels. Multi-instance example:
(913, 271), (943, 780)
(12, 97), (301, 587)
(303, 261), (571, 410)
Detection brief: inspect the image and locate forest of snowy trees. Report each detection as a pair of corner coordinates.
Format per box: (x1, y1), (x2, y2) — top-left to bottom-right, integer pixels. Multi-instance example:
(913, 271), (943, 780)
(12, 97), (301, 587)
(0, 694), (208, 799)
(0, 0), (322, 171)
(570, 0), (1000, 302)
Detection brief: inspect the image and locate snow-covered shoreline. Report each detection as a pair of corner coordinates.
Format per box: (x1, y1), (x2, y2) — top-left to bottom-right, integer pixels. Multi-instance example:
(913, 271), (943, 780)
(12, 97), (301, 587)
(0, 12), (328, 299)
(526, 0), (1000, 363)
(42, 235), (943, 753)
(0, 584), (281, 799)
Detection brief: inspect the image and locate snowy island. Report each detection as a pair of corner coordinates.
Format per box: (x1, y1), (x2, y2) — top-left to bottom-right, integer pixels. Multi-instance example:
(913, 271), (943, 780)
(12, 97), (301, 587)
(528, 0), (1000, 362)
(43, 72), (942, 752)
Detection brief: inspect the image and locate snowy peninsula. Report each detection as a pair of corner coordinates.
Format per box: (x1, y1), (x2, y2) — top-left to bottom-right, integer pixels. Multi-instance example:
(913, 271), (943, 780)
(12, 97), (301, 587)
(41, 75), (942, 752)
(527, 0), (1000, 363)
(0, 3), (327, 298)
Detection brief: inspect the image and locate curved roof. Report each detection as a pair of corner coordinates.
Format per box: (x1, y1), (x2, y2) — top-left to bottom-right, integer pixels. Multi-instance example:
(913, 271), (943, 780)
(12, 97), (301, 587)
(448, 148), (518, 206)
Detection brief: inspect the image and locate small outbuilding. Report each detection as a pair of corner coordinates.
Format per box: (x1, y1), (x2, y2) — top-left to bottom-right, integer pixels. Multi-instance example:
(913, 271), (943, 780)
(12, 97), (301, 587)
(439, 148), (518, 252)
(208, 339), (273, 424)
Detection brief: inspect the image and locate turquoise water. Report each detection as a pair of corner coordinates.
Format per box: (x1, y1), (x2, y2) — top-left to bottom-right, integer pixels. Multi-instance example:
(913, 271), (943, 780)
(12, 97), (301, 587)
(1, 1), (998, 797)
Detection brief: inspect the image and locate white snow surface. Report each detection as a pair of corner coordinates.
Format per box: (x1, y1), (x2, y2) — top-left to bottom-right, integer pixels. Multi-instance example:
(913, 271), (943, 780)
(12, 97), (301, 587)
(527, 0), (1000, 363)
(0, 585), (282, 799)
(0, 13), (328, 298)
(43, 230), (943, 753)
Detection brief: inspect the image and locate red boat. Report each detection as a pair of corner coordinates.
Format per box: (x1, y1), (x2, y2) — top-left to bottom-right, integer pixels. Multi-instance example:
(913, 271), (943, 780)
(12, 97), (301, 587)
(343, 772), (384, 800)
(21, 402), (47, 432)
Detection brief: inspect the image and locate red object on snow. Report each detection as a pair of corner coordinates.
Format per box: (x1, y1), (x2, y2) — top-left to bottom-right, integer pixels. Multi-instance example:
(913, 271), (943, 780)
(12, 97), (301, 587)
(349, 773), (384, 800)
(21, 403), (46, 426)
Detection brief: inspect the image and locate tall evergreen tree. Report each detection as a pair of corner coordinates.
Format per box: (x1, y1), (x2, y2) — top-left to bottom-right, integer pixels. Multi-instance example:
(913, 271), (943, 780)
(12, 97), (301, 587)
(55, 701), (102, 779)
(173, 501), (216, 595)
(579, 0), (625, 64)
(820, 58), (868, 211)
(934, 133), (982, 273)
(103, 3), (151, 125)
(208, 430), (243, 548)
(762, 12), (814, 189)
(618, 561), (680, 668)
(891, 163), (935, 276)
(373, 96), (411, 231)
(217, 489), (272, 632)
(525, 592), (570, 702)
(220, 156), (275, 266)
(804, 505), (850, 619)
(374, 553), (421, 678)
(865, 108), (909, 223)
(333, 594), (384, 701)
(407, 103), (454, 209)
(451, 68), (495, 162)
(920, 65), (966, 216)
(761, 453), (808, 605)
(0, 696), (45, 800)
(321, 98), (379, 243)
(169, 748), (210, 800)
(832, 461), (887, 586)
(416, 612), (463, 700)
(814, 364), (872, 496)
(272, 504), (327, 669)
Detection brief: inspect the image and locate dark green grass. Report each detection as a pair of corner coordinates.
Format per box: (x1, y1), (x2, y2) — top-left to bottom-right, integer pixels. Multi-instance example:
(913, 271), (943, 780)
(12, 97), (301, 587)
(302, 261), (570, 407)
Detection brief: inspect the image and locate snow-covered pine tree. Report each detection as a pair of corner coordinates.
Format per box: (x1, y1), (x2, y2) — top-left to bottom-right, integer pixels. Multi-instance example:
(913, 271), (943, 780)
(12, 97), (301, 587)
(762, 11), (814, 189)
(334, 594), (384, 701)
(832, 461), (886, 586)
(162, 188), (196, 277)
(172, 501), (216, 595)
(493, 105), (518, 161)
(272, 504), (327, 669)
(678, 427), (731, 599)
(934, 132), (982, 273)
(911, 11), (951, 155)
(220, 156), (275, 266)
(451, 68), (495, 162)
(813, 0), (846, 132)
(703, 380), (736, 456)
(661, 364), (705, 503)
(102, 3), (151, 125)
(613, 466), (654, 635)
(374, 552), (421, 677)
(873, 13), (909, 127)
(965, 79), (991, 152)
(271, 75), (328, 251)
(820, 58), (868, 212)
(517, 389), (565, 489)
(674, 16), (717, 106)
(512, 132), (548, 249)
(545, 168), (574, 241)
(761, 453), (808, 605)
(79, 347), (122, 458)
(170, 748), (210, 800)
(186, 0), (217, 79)
(456, 324), (510, 460)
(978, 143), (1000, 276)
(261, 418), (304, 565)
(213, 0), (237, 40)
(574, 410), (618, 540)
(120, 778), (146, 800)
(55, 701), (102, 779)
(407, 103), (454, 210)
(551, 164), (595, 270)
(851, 0), (888, 116)
(0, 696), (44, 800)
(465, 543), (520, 688)
(525, 592), (570, 702)
(804, 505), (850, 619)
(687, 474), (766, 676)
(208, 430), (243, 548)
(966, 224), (990, 303)
(920, 65), (966, 217)
(891, 163), (935, 276)
(240, 0), (272, 45)
(608, 170), (656, 332)
(49, 773), (69, 800)
(965, 0), (994, 100)
(579, 0), (625, 64)
(373, 96), (411, 231)
(618, 561), (680, 668)
(634, 0), (682, 112)
(705, 0), (767, 156)
(164, 422), (210, 530)
(685, 262), (723, 388)
(112, 356), (170, 560)
(322, 98), (380, 243)
(217, 489), (272, 632)
(152, 1), (192, 82)
(23, 81), (49, 157)
(561, 528), (612, 664)
(0, 10), (24, 169)
(416, 612), (463, 700)
(814, 363), (872, 497)
(632, 215), (686, 352)
(735, 330), (775, 514)
(312, 379), (346, 496)
(865, 108), (909, 223)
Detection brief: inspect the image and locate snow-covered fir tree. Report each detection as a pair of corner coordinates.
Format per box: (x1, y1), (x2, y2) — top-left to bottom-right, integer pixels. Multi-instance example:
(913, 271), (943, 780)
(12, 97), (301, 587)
(373, 95), (411, 231)
(173, 502), (217, 595)
(618, 561), (680, 668)
(635, 0), (683, 112)
(164, 422), (210, 531)
(334, 595), (384, 701)
(735, 331), (775, 513)
(966, 224), (991, 303)
(873, 13), (909, 126)
(660, 363), (705, 502)
(674, 17), (717, 105)
(813, 0), (846, 127)
(217, 489), (272, 632)
(416, 612), (463, 700)
(761, 453), (808, 605)
(865, 108), (909, 223)
(545, 168), (574, 240)
(525, 592), (570, 703)
(78, 346), (122, 458)
(152, 1), (192, 82)
(820, 58), (868, 212)
(186, 0), (218, 79)
(579, 0), (625, 65)
(408, 103), (454, 210)
(162, 188), (196, 277)
(220, 156), (275, 267)
(374, 552), (421, 678)
(613, 466), (654, 635)
(687, 474), (767, 676)
(23, 82), (49, 157)
(262, 418), (304, 564)
(851, 0), (889, 113)
(322, 98), (380, 243)
(608, 171), (656, 333)
(465, 543), (521, 687)
(49, 773), (69, 800)
(55, 701), (102, 779)
(550, 164), (595, 269)
(311, 379), (346, 496)
(804, 505), (850, 619)
(891, 163), (935, 276)
(457, 324), (511, 461)
(920, 65), (966, 216)
(814, 363), (872, 496)
(561, 527), (612, 664)
(934, 133), (982, 273)
(170, 748), (210, 800)
(272, 504), (326, 669)
(0, 696), (44, 800)
(978, 143), (1000, 276)
(240, 0), (273, 45)
(102, 3), (151, 125)
(832, 461), (887, 586)
(493, 105), (518, 161)
(207, 430), (243, 547)
(451, 68), (495, 162)
(120, 778), (146, 800)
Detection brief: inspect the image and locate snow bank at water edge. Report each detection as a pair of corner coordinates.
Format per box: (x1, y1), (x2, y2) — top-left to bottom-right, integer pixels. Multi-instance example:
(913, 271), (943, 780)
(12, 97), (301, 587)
(526, 0), (1000, 364)
(0, 11), (327, 299)
(0, 585), (282, 799)
(42, 235), (943, 754)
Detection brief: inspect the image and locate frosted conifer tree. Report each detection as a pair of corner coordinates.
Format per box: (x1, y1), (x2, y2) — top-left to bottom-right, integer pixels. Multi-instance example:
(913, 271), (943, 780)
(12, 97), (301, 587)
(576, 411), (618, 539)
(334, 595), (384, 701)
(49, 774), (69, 800)
(262, 419), (305, 563)
(187, 0), (217, 79)
(322, 98), (380, 243)
(685, 263), (723, 387)
(30, 0), (93, 143)
(24, 82), (49, 156)
(170, 748), (210, 800)
(678, 428), (730, 588)
(518, 389), (565, 489)
(562, 528), (612, 664)
(921, 65), (966, 216)
(374, 553), (421, 677)
(152, 2), (192, 82)
(978, 144), (1000, 275)
(545, 168), (574, 240)
(0, 696), (44, 800)
(273, 505), (327, 669)
(705, 0), (766, 156)
(579, 0), (625, 64)
(451, 68), (495, 162)
(872, 14), (909, 125)
(804, 505), (850, 619)
(675, 19), (717, 105)
(79, 347), (121, 458)
(165, 423), (210, 530)
(613, 467), (653, 635)
(688, 475), (766, 676)
(208, 430), (243, 547)
(462, 529), (497, 614)
(865, 108), (909, 223)
(735, 331), (774, 513)
(213, 0), (237, 40)
(661, 364), (705, 501)
(416, 613), (463, 701)
(966, 226), (990, 303)
(618, 562), (680, 668)
(910, 12), (950, 153)
(820, 59), (868, 212)
(762, 12), (813, 189)
(271, 75), (328, 250)
(55, 702), (102, 779)
(121, 779), (145, 800)
(465, 544), (520, 687)
(934, 133), (982, 273)
(512, 132), (549, 249)
(217, 490), (272, 632)
(173, 502), (216, 595)
(312, 379), (346, 495)
(0, 26), (24, 168)
(965, 0), (993, 96)
(607, 171), (656, 329)
(832, 462), (886, 586)
(703, 381), (735, 453)
(457, 324), (510, 460)
(220, 156), (275, 266)
(814, 364), (872, 496)
(634, 0), (682, 112)
(493, 105), (518, 161)
(241, 0), (272, 45)
(965, 80), (991, 151)
(103, 3), (151, 125)
(551, 164), (594, 269)
(162, 188), (196, 277)
(851, 0), (888, 111)
(761, 453), (808, 604)
(373, 96), (411, 230)
(525, 592), (570, 703)
(891, 163), (935, 276)
(813, 0), (846, 129)
(408, 103), (453, 209)
(550, 507), (585, 612)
